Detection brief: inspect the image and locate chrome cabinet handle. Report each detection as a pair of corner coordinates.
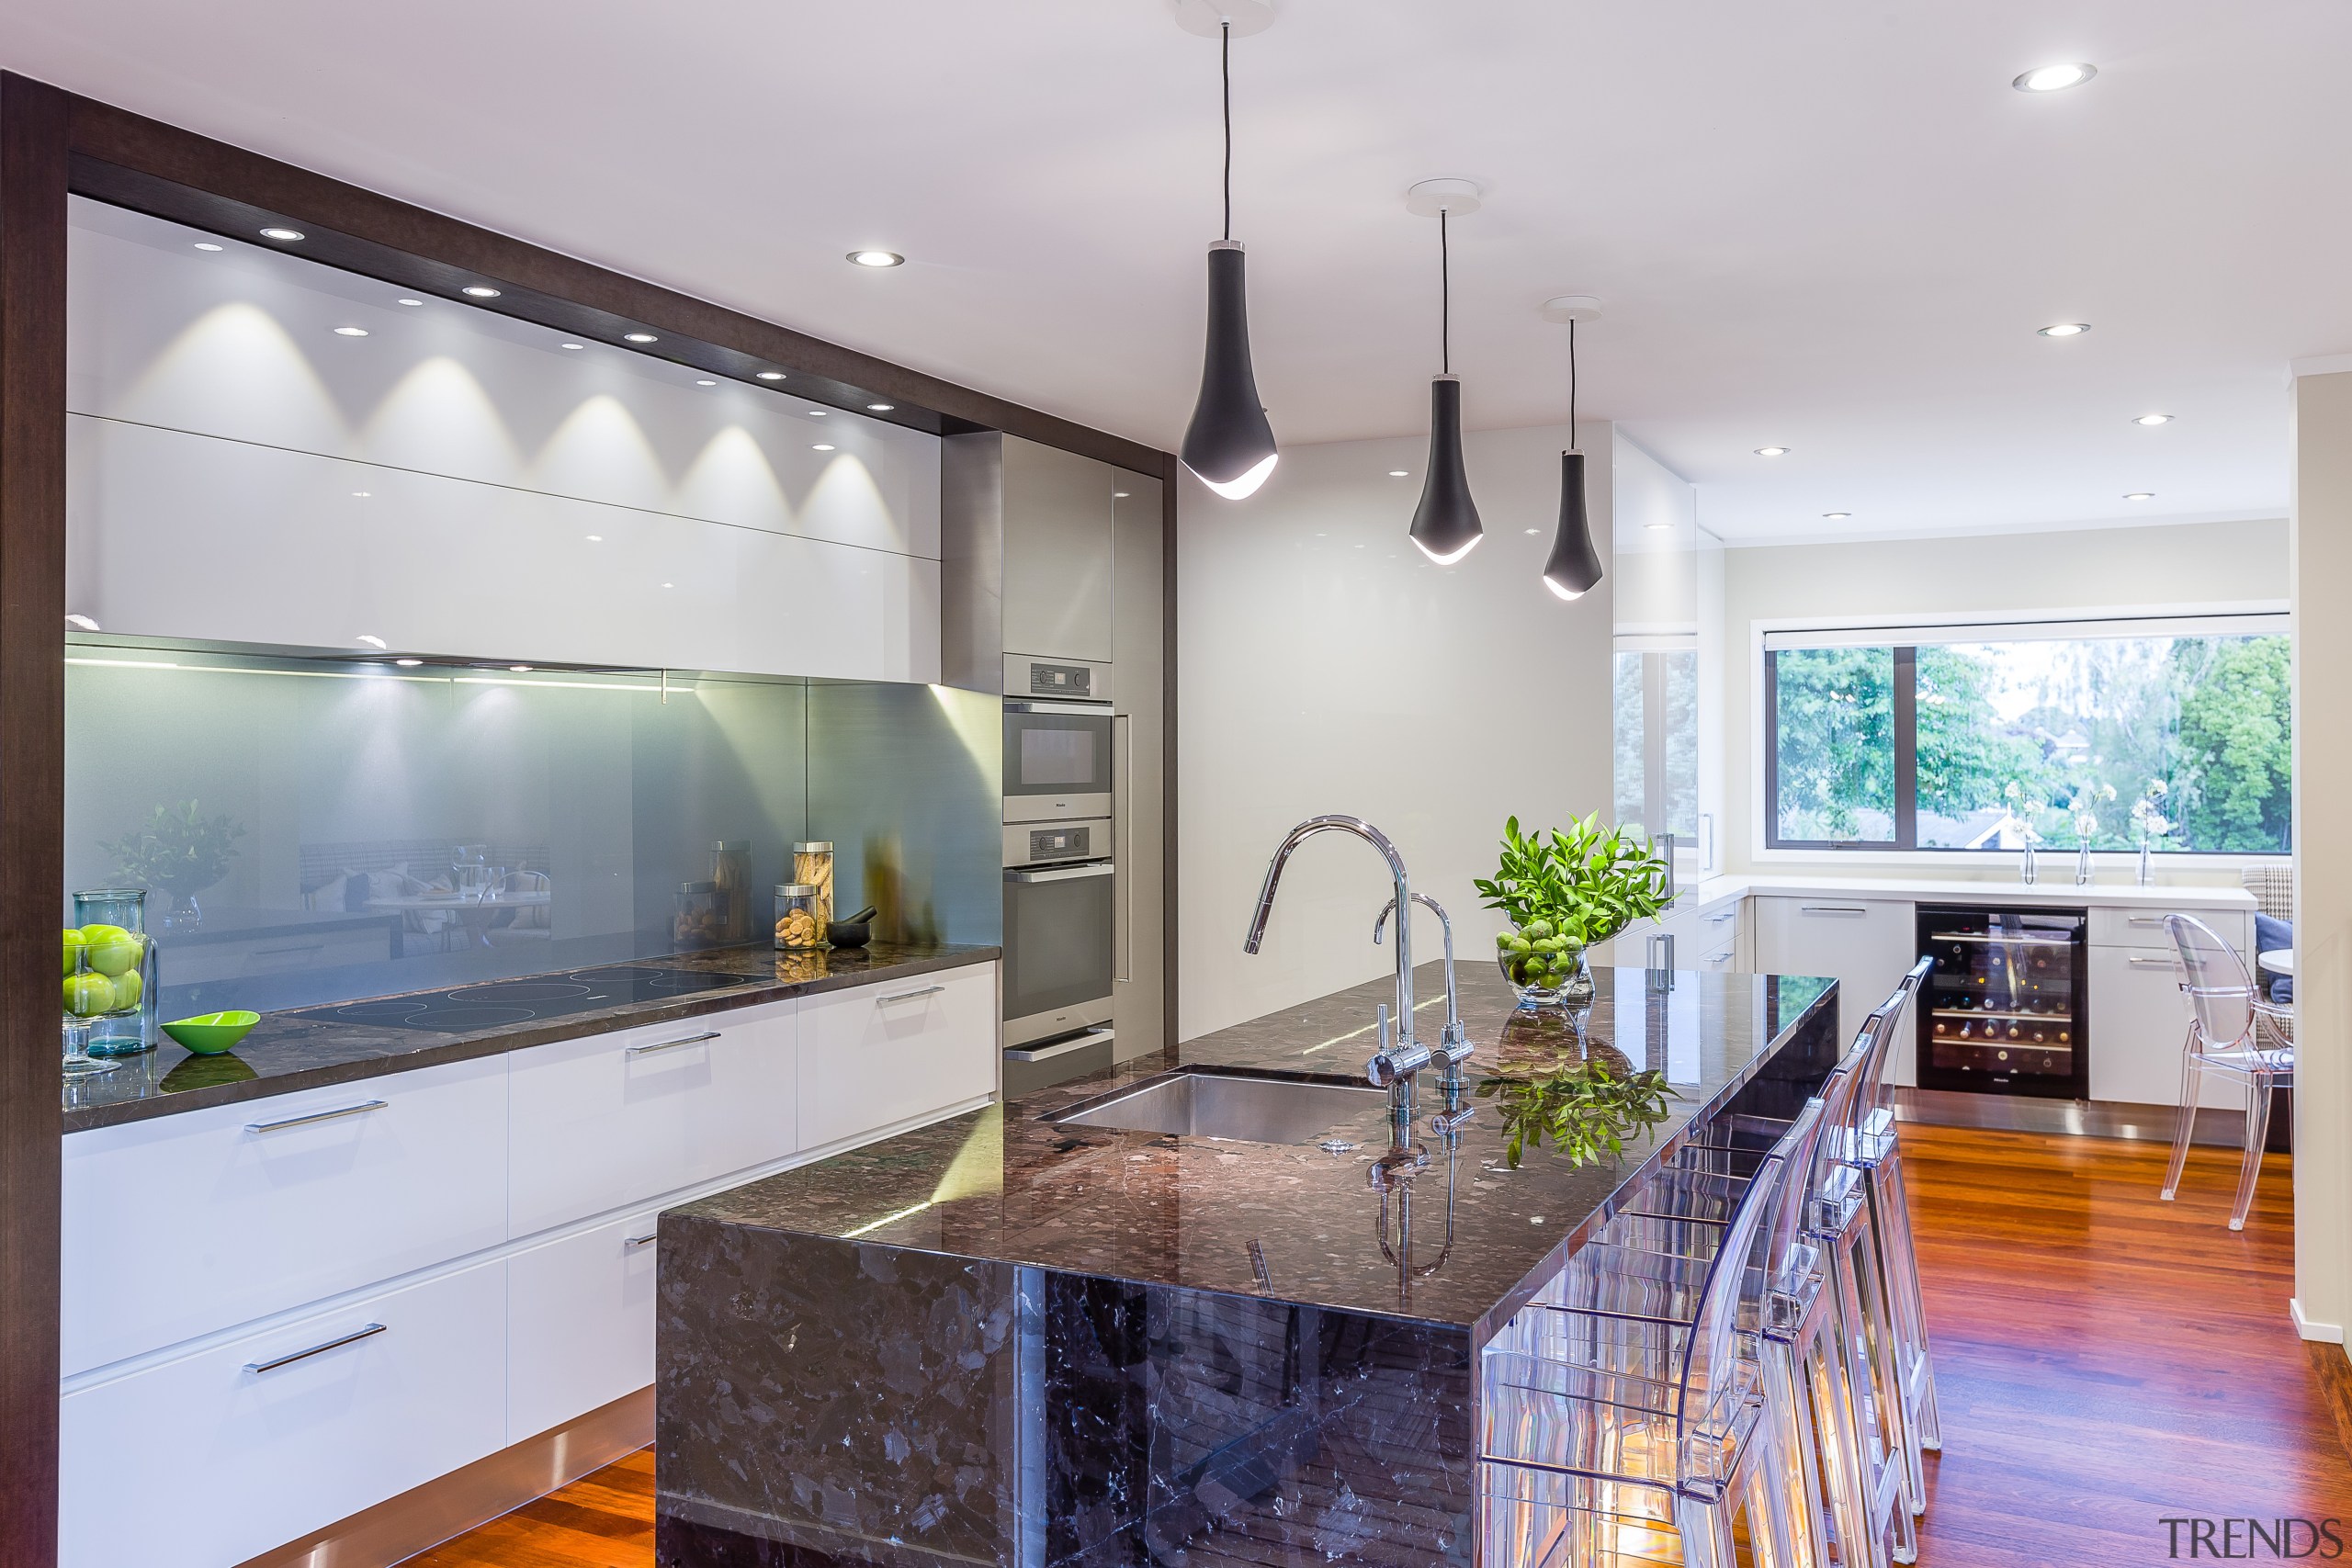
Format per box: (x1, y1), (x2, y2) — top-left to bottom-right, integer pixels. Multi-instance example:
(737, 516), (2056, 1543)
(877, 985), (946, 1005)
(245, 1100), (388, 1134)
(2127, 916), (2166, 927)
(1115, 711), (1133, 986)
(624, 1231), (660, 1250)
(1004, 698), (1112, 716)
(1798, 905), (1869, 916)
(1004, 863), (1115, 884)
(245, 1322), (386, 1375)
(2127, 954), (2180, 970)
(1705, 910), (1736, 925)
(627, 1031), (719, 1057)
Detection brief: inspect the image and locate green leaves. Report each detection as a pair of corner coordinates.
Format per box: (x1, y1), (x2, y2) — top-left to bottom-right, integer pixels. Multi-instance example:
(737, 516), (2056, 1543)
(1474, 814), (1670, 948)
(1475, 1059), (1672, 1168)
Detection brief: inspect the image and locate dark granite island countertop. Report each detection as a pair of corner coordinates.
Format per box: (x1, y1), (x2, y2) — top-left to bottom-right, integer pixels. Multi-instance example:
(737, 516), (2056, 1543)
(63, 942), (999, 1134)
(655, 961), (1838, 1568)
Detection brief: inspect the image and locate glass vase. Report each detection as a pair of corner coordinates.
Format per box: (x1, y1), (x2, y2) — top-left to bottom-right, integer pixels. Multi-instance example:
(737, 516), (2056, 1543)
(1496, 928), (1595, 1010)
(71, 887), (158, 1056)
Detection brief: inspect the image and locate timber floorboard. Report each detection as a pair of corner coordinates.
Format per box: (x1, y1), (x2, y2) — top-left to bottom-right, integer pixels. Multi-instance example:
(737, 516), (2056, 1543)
(409, 1126), (2352, 1566)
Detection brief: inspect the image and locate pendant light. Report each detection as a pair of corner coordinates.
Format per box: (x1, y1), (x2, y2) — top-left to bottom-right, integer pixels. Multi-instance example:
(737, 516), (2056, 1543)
(1406, 178), (1484, 565)
(1176, 5), (1279, 500)
(1541, 294), (1605, 600)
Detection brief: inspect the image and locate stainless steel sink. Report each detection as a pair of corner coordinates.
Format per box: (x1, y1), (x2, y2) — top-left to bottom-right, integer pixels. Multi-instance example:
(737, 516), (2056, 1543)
(1046, 1069), (1385, 1145)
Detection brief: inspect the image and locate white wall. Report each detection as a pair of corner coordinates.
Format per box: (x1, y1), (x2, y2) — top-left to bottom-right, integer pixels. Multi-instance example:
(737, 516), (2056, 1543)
(65, 198), (942, 682)
(1177, 422), (1616, 1042)
(2291, 367), (2352, 1342)
(1721, 517), (2292, 877)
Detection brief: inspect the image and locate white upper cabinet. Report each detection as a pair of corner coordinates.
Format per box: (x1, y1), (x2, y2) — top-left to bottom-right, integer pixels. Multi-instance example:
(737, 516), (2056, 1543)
(64, 198), (942, 682)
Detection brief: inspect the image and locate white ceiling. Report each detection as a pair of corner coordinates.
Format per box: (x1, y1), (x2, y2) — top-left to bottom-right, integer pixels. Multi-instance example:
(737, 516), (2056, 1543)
(5, 0), (2349, 543)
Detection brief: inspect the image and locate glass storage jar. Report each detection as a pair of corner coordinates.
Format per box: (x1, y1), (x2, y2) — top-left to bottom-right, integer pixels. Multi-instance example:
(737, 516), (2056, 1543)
(774, 884), (826, 950)
(790, 842), (834, 928)
(70, 887), (157, 1056)
(673, 881), (723, 950)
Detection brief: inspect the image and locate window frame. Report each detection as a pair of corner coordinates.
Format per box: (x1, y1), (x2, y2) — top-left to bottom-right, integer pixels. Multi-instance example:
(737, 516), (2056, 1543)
(1758, 609), (2292, 858)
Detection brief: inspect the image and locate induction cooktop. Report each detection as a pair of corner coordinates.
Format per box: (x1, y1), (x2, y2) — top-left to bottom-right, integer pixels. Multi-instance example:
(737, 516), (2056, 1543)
(291, 964), (755, 1033)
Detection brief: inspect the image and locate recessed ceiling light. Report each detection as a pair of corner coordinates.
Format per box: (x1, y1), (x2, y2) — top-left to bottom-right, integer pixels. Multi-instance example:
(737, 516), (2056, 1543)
(807, 410), (828, 416)
(847, 250), (905, 268)
(2123, 491), (2154, 501)
(2039, 322), (2090, 337)
(1754, 446), (1790, 457)
(2134, 412), (2173, 426)
(1823, 512), (1850, 519)
(509, 665), (533, 672)
(812, 444), (836, 451)
(1527, 528), (1544, 536)
(662, 581), (675, 589)
(64, 614), (99, 631)
(1387, 469), (1409, 478)
(351, 491), (371, 498)
(695, 378), (718, 386)
(756, 370), (786, 381)
(356, 635), (388, 649)
(192, 242), (223, 252)
(394, 658), (423, 668)
(1114, 491), (1131, 498)
(461, 285), (503, 299)
(396, 298), (424, 307)
(560, 342), (584, 350)
(258, 227), (304, 242)
(333, 326), (369, 337)
(622, 333), (658, 344)
(586, 534), (604, 542)
(2014, 62), (2097, 93)
(867, 402), (895, 412)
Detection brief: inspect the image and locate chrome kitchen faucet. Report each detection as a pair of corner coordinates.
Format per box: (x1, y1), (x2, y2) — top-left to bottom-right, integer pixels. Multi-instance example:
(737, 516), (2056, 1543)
(1243, 815), (1430, 1141)
(1374, 890), (1474, 1097)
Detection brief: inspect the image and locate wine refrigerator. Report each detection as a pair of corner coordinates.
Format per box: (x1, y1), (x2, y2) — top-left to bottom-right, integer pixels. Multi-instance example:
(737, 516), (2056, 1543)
(1915, 904), (2090, 1100)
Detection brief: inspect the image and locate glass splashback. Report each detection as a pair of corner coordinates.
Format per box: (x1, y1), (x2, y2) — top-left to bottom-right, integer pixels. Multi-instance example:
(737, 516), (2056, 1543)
(66, 640), (1000, 1018)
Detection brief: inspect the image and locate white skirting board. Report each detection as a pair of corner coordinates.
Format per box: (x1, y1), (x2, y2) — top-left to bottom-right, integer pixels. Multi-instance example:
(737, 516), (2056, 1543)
(2291, 1298), (2346, 1345)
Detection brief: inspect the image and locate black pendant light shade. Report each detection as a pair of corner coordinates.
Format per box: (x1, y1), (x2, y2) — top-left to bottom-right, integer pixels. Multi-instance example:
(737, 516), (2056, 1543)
(1182, 242), (1279, 499)
(1408, 376), (1484, 564)
(1543, 448), (1604, 599)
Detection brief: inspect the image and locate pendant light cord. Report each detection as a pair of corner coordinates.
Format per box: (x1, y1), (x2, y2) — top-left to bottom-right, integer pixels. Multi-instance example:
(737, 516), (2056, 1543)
(1568, 316), (1578, 452)
(1440, 209), (1451, 376)
(1221, 20), (1233, 243)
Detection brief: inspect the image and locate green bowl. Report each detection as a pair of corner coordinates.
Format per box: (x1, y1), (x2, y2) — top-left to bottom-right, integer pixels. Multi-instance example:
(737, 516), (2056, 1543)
(161, 1010), (260, 1055)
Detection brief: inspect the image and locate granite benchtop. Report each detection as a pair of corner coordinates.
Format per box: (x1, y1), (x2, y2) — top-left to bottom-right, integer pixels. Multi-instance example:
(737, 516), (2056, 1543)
(669, 960), (1838, 1342)
(62, 942), (1000, 1134)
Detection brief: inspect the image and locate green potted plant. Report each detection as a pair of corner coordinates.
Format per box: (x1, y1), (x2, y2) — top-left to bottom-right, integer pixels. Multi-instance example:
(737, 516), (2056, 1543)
(1474, 814), (1670, 1008)
(101, 800), (245, 930)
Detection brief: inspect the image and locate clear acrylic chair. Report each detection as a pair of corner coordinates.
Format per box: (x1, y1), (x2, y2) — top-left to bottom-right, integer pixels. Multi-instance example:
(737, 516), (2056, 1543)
(1482, 1145), (1800, 1568)
(2161, 913), (2295, 1231)
(1544, 1058), (1907, 1568)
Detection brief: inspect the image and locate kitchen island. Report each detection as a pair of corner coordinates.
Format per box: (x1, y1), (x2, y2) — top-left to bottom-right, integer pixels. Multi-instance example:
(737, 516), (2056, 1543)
(654, 961), (1838, 1567)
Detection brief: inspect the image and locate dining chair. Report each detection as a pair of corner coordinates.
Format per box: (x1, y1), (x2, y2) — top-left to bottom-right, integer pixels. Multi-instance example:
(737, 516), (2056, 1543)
(2160, 913), (2295, 1231)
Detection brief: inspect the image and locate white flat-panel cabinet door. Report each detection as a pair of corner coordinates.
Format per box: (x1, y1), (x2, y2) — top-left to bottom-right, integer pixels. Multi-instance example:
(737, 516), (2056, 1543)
(62, 1055), (507, 1377)
(798, 964), (998, 1152)
(60, 1255), (506, 1568)
(507, 1204), (662, 1441)
(1752, 897), (1919, 1077)
(506, 1001), (798, 1236)
(2087, 946), (2240, 1109)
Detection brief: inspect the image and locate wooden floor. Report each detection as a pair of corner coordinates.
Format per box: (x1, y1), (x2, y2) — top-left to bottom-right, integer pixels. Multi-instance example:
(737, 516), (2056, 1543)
(412, 1126), (2352, 1567)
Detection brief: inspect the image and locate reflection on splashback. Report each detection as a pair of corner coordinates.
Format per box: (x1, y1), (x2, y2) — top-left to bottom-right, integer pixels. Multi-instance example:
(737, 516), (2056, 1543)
(65, 640), (1000, 1017)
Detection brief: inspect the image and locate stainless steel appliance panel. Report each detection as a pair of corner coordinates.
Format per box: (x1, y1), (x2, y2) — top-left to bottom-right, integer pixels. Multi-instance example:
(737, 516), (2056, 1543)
(1004, 818), (1111, 869)
(1004, 654), (1112, 705)
(1002, 700), (1114, 822)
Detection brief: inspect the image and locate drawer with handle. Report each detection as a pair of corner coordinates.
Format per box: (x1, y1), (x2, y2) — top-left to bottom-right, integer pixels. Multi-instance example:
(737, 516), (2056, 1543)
(507, 999), (797, 1237)
(2090, 905), (2250, 953)
(62, 1053), (507, 1377)
(798, 962), (999, 1152)
(60, 1253), (506, 1568)
(507, 1202), (665, 1441)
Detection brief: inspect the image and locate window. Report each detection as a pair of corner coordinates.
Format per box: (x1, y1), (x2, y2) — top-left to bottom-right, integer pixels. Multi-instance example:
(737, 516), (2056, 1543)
(1764, 619), (2290, 854)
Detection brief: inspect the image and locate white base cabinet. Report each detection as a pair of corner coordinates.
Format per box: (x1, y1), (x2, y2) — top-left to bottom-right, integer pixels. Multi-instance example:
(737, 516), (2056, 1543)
(1752, 896), (1921, 1079)
(61, 960), (999, 1568)
(62, 1255), (508, 1568)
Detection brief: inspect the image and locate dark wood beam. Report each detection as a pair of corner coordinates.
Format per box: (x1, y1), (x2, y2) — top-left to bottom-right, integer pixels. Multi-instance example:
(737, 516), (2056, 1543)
(0, 69), (69, 1568)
